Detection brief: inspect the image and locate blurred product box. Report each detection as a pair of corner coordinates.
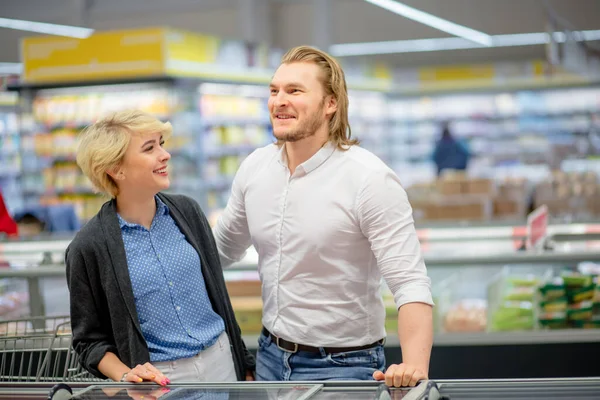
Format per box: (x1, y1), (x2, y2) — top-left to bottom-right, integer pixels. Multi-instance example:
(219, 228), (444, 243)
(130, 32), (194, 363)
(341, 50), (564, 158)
(230, 297), (263, 334)
(437, 180), (464, 196)
(225, 279), (262, 297)
(466, 178), (495, 196)
(493, 198), (526, 220)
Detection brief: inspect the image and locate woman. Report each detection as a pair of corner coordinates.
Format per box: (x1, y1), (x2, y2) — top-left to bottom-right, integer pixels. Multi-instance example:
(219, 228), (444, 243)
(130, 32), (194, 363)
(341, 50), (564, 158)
(66, 109), (255, 385)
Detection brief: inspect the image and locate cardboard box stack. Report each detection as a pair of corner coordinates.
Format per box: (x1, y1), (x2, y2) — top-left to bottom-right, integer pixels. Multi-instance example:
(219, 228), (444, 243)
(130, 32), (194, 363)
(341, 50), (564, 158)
(407, 172), (497, 222)
(493, 178), (529, 220)
(534, 171), (600, 218)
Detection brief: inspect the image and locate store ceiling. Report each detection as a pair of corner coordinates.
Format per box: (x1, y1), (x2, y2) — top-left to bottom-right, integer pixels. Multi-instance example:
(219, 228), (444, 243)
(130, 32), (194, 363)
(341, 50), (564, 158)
(1, 0), (599, 67)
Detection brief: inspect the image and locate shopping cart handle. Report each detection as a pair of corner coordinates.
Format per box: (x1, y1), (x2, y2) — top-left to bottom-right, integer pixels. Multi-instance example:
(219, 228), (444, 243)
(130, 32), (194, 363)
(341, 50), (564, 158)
(48, 383), (73, 400)
(375, 383), (392, 400)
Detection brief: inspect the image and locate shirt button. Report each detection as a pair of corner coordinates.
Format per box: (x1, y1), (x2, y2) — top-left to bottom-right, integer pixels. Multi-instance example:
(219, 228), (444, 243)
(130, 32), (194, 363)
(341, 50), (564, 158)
(176, 306), (181, 311)
(169, 282), (173, 286)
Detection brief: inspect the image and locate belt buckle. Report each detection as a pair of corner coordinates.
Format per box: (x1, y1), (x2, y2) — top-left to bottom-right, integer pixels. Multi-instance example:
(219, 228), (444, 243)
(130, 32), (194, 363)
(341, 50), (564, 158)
(276, 337), (298, 353)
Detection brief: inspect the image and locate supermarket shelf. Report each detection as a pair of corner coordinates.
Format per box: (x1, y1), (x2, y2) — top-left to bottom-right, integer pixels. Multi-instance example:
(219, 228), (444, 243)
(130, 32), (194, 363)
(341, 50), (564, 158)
(0, 238), (72, 255)
(383, 110), (597, 125)
(424, 249), (600, 266)
(1, 221), (599, 251)
(416, 223), (600, 241)
(201, 117), (270, 126)
(4, 247), (598, 270)
(205, 144), (262, 158)
(431, 329), (600, 346)
(228, 247), (600, 270)
(240, 329), (600, 350)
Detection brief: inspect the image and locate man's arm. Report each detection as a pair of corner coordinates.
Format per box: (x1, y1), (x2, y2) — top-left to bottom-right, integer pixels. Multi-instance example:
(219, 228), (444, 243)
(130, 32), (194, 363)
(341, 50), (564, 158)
(398, 302), (433, 373)
(398, 303), (433, 376)
(212, 163), (253, 268)
(356, 168), (434, 387)
(374, 303), (433, 387)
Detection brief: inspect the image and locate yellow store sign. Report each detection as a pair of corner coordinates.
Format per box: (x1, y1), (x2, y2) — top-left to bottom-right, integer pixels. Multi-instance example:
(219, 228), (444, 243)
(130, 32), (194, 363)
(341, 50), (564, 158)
(20, 27), (267, 84)
(22, 27), (169, 83)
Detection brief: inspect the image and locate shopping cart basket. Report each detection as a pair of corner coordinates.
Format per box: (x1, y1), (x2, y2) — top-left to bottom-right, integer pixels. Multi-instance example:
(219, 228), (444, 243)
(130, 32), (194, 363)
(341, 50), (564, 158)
(0, 315), (104, 382)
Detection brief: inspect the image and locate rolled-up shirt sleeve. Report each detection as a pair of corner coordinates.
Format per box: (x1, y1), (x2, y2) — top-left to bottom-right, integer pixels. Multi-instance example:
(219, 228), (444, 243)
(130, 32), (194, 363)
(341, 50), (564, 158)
(213, 155), (253, 268)
(357, 169), (434, 309)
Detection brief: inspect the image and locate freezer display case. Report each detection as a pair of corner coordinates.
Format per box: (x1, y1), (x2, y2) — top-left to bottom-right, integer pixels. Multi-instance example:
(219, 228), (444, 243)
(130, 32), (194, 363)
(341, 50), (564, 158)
(33, 378), (600, 400)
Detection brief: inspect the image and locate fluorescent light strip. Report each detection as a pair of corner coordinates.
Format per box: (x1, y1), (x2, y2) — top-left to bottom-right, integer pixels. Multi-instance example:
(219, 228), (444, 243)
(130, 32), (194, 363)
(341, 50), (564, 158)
(365, 0), (492, 46)
(330, 29), (600, 56)
(0, 17), (94, 38)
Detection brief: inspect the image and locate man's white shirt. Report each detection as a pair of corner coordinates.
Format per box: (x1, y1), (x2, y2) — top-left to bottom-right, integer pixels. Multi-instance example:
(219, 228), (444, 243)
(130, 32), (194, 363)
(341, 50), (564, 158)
(214, 141), (434, 347)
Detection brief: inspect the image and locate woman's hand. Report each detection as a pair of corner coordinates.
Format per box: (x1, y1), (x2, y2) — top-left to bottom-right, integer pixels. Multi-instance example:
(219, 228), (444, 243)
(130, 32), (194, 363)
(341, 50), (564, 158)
(122, 362), (171, 386)
(245, 370), (255, 381)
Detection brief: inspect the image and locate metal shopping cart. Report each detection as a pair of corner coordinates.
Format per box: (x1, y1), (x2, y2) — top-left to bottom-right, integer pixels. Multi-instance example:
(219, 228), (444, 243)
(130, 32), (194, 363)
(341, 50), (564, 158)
(0, 315), (104, 383)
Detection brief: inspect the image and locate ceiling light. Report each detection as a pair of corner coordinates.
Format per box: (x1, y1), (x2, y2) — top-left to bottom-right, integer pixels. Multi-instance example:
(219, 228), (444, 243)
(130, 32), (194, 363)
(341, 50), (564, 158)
(0, 17), (94, 38)
(330, 29), (600, 56)
(364, 0), (492, 46)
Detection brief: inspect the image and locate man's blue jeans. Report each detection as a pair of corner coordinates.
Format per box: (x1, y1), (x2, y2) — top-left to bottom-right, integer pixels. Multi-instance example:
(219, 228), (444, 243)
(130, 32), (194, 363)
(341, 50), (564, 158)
(255, 331), (386, 381)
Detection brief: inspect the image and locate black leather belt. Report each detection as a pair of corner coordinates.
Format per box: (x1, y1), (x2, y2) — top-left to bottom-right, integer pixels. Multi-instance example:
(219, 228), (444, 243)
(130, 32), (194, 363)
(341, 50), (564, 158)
(261, 326), (385, 354)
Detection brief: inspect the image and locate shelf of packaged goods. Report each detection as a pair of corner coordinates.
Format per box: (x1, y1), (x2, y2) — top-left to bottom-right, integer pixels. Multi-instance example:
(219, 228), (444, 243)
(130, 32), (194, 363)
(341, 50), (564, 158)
(200, 117), (271, 126)
(204, 144), (264, 159)
(351, 110), (598, 126)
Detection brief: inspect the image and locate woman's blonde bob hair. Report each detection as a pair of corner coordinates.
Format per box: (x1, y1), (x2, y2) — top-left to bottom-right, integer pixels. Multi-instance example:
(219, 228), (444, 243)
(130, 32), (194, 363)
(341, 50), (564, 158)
(278, 45), (358, 150)
(76, 109), (172, 198)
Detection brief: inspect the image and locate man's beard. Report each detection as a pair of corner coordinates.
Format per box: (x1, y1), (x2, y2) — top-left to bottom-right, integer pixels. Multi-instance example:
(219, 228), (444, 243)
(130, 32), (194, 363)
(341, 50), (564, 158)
(273, 100), (326, 143)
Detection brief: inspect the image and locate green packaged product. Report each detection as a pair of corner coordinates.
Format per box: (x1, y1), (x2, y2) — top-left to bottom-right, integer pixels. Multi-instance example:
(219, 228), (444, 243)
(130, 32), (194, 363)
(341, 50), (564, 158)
(538, 277), (566, 300)
(560, 270), (593, 288)
(540, 297), (568, 313)
(567, 284), (595, 303)
(571, 316), (600, 329)
(567, 301), (594, 321)
(593, 281), (600, 304)
(505, 286), (536, 302)
(492, 301), (535, 331)
(507, 276), (539, 287)
(492, 316), (535, 331)
(539, 311), (568, 329)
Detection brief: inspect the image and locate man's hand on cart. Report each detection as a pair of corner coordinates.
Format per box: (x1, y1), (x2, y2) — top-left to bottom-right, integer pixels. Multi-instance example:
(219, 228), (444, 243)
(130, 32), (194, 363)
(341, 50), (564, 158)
(373, 363), (428, 387)
(122, 362), (171, 386)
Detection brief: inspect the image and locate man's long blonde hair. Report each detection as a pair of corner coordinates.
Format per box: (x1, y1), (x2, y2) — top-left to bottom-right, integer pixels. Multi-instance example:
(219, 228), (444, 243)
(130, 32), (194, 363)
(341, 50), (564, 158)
(279, 45), (358, 150)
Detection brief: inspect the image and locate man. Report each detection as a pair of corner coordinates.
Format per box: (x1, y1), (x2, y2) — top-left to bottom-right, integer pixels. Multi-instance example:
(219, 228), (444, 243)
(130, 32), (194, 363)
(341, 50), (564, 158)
(214, 45), (434, 388)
